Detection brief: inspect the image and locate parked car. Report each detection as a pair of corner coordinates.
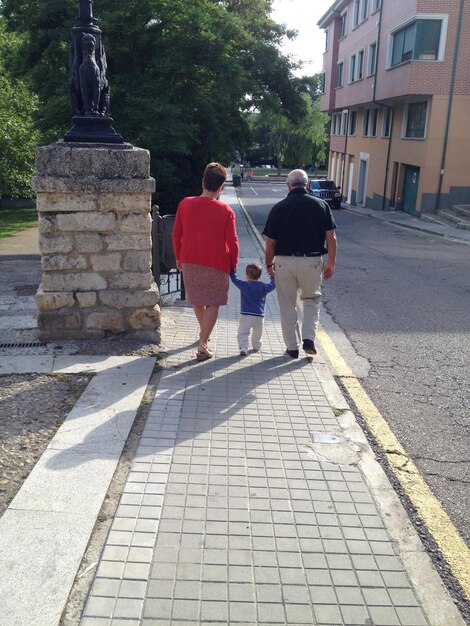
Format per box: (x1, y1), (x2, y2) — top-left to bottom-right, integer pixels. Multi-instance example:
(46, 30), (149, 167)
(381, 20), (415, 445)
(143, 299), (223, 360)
(309, 177), (342, 210)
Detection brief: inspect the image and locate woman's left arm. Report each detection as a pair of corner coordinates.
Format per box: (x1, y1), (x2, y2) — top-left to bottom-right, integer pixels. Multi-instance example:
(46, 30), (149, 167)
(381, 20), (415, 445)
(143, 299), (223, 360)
(226, 209), (239, 270)
(172, 206), (183, 270)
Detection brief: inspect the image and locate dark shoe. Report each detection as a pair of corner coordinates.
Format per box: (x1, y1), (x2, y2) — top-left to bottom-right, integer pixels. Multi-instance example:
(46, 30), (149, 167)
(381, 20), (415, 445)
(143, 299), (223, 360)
(302, 339), (317, 356)
(239, 350), (247, 356)
(285, 349), (299, 359)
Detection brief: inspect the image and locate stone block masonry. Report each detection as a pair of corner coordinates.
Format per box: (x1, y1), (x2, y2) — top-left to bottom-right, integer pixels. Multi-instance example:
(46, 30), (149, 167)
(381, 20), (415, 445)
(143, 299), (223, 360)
(32, 142), (160, 341)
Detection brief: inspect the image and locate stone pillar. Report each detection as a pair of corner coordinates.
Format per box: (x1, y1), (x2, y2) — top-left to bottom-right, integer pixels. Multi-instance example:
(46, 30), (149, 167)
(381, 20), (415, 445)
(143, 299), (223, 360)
(32, 142), (160, 341)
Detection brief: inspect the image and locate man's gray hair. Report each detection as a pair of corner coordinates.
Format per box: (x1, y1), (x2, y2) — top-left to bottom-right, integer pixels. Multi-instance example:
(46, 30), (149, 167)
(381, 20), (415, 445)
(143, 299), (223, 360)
(287, 169), (308, 187)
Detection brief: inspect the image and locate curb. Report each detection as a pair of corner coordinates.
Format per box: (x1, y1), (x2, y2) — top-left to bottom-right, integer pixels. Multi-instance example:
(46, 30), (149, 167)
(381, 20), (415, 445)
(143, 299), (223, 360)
(344, 206), (470, 245)
(0, 356), (156, 626)
(315, 363), (465, 626)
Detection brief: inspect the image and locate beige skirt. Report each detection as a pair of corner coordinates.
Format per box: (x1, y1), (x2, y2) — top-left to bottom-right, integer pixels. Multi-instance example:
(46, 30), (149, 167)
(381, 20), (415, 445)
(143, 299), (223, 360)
(182, 263), (229, 306)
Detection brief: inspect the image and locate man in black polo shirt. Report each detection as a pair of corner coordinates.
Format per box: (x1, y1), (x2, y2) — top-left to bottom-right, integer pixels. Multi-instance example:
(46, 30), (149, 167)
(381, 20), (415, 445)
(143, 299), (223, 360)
(263, 169), (337, 358)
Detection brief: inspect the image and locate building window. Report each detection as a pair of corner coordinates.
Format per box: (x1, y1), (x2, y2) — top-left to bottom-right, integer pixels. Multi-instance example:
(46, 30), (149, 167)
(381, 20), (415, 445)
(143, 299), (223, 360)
(353, 0), (360, 27)
(363, 109), (370, 136)
(370, 108), (378, 136)
(337, 61), (344, 87)
(325, 28), (329, 51)
(357, 49), (364, 79)
(341, 111), (348, 135)
(405, 101), (428, 138)
(368, 42), (377, 75)
(332, 113), (342, 135)
(350, 49), (365, 82)
(333, 113), (342, 135)
(341, 11), (348, 37)
(361, 0), (368, 21)
(382, 107), (392, 137)
(353, 0), (368, 27)
(319, 72), (326, 94)
(372, 0), (381, 12)
(391, 19), (443, 67)
(349, 111), (357, 135)
(349, 54), (357, 82)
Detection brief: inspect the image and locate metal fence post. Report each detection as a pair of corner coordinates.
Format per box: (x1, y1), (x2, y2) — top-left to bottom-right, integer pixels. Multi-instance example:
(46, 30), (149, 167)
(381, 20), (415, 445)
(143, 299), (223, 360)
(180, 272), (185, 300)
(151, 205), (161, 289)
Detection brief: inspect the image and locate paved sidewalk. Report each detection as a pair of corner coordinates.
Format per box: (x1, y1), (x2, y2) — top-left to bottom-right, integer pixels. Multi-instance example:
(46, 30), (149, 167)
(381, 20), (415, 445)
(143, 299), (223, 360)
(343, 205), (470, 246)
(78, 190), (463, 626)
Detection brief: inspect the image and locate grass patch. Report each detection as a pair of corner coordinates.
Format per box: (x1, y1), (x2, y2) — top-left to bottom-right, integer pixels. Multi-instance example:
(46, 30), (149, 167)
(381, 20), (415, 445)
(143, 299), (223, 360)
(0, 205), (38, 238)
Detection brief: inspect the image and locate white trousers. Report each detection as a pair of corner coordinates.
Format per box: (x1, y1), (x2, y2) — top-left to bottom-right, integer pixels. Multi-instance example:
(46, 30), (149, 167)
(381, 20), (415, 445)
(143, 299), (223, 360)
(274, 255), (323, 351)
(237, 314), (264, 351)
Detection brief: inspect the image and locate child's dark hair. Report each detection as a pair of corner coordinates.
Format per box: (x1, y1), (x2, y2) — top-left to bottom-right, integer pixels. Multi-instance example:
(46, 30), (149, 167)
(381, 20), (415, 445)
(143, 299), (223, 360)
(246, 263), (262, 280)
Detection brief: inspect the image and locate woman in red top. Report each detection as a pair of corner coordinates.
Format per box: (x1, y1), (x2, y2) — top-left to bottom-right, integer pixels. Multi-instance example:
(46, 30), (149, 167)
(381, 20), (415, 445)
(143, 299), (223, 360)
(173, 162), (239, 361)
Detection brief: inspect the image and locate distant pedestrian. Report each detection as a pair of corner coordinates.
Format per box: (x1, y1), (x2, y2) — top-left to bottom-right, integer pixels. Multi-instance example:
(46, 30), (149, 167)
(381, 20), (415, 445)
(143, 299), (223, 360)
(230, 263), (275, 355)
(247, 169), (253, 182)
(263, 169), (337, 359)
(173, 162), (239, 361)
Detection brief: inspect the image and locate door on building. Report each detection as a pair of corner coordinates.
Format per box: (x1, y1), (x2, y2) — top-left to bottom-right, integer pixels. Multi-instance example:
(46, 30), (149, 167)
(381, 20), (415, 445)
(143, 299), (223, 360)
(402, 165), (420, 215)
(357, 158), (368, 205)
(347, 158), (354, 204)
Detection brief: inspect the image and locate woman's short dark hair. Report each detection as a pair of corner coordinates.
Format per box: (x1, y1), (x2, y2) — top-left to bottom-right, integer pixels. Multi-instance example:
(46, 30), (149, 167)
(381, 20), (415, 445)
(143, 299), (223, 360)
(203, 162), (227, 192)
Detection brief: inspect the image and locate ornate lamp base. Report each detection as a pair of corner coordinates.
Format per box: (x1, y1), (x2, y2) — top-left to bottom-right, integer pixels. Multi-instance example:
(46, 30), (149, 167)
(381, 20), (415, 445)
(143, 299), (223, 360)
(64, 115), (124, 144)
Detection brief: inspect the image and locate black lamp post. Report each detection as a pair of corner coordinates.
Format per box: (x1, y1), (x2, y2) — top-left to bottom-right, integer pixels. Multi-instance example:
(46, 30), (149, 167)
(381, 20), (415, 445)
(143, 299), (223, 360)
(64, 0), (124, 143)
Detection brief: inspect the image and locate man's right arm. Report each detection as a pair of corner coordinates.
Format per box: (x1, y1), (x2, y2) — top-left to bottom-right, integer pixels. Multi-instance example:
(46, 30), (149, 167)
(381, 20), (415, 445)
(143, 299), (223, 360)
(265, 238), (276, 276)
(323, 230), (337, 280)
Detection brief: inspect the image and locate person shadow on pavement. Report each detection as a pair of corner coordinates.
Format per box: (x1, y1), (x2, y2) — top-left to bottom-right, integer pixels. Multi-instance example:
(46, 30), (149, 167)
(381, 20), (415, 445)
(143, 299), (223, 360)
(45, 352), (313, 470)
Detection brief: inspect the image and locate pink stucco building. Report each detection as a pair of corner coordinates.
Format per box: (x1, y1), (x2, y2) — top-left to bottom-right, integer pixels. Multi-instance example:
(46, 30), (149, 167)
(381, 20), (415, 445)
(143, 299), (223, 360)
(318, 0), (470, 215)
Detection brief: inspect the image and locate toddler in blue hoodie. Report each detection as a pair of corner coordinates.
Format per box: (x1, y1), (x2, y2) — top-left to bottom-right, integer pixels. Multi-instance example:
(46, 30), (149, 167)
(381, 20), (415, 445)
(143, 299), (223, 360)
(230, 263), (275, 355)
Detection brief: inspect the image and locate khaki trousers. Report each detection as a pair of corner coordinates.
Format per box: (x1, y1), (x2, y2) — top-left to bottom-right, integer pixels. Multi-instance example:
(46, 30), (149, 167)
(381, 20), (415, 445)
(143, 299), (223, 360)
(274, 255), (323, 351)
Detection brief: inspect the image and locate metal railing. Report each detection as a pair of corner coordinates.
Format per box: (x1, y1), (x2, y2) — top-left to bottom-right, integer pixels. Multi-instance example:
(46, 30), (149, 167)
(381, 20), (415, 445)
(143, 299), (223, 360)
(152, 205), (185, 300)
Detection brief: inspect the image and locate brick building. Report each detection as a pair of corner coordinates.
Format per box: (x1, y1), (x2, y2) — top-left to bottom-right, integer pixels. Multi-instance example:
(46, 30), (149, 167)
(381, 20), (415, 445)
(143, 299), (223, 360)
(318, 0), (470, 215)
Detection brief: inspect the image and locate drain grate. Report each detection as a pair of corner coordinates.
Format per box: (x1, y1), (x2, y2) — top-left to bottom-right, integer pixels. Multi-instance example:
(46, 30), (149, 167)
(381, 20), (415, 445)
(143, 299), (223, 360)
(14, 285), (39, 296)
(0, 341), (47, 349)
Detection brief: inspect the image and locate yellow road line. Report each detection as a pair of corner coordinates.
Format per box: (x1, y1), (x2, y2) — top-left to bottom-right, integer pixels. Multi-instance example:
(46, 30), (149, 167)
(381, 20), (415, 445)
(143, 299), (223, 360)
(317, 325), (470, 600)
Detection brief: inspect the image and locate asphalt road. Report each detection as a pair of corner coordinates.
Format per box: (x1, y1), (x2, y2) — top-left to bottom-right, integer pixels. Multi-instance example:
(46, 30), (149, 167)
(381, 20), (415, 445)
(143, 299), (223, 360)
(238, 181), (470, 548)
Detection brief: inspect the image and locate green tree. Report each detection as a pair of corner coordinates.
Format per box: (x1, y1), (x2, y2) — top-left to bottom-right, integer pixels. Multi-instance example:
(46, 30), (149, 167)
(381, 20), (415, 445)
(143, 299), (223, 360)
(2, 0), (303, 209)
(0, 0), (75, 144)
(284, 94), (329, 169)
(246, 74), (329, 172)
(0, 18), (39, 198)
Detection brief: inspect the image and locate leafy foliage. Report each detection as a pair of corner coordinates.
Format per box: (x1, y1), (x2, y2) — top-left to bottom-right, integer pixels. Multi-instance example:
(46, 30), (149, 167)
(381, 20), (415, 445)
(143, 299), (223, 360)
(246, 74), (329, 172)
(2, 0), (304, 209)
(0, 19), (40, 198)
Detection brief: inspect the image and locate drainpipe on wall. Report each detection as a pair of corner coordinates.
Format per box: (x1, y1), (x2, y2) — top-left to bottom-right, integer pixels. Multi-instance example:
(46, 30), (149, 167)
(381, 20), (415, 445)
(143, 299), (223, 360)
(434, 0), (464, 214)
(371, 0), (393, 212)
(381, 106), (394, 211)
(341, 110), (350, 202)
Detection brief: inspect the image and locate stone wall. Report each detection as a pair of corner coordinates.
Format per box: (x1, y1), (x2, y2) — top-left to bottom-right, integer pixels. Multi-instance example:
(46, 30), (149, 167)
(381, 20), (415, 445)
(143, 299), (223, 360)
(32, 142), (160, 341)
